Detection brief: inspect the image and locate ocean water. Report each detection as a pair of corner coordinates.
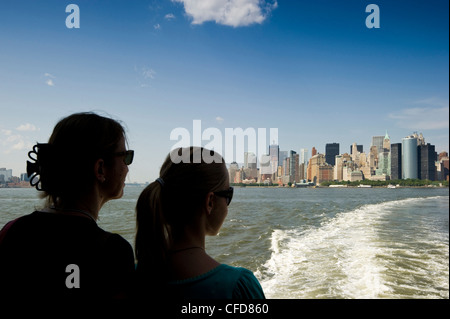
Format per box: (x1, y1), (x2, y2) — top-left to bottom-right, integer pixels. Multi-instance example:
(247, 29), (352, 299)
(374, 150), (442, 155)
(1, 186), (448, 299)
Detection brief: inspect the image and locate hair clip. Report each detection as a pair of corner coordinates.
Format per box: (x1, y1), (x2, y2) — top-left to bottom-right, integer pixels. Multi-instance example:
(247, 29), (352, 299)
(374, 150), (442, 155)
(155, 177), (165, 187)
(27, 144), (42, 190)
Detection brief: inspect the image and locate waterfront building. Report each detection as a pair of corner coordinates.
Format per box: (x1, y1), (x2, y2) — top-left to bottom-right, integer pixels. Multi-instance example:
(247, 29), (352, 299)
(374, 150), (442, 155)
(269, 144), (279, 176)
(402, 135), (418, 179)
(390, 143), (402, 180)
(334, 155), (344, 181)
(300, 148), (308, 179)
(308, 153), (331, 184)
(228, 162), (240, 183)
(418, 143), (436, 181)
(0, 168), (13, 183)
(244, 152), (257, 169)
(289, 150), (298, 183)
(325, 143), (339, 166)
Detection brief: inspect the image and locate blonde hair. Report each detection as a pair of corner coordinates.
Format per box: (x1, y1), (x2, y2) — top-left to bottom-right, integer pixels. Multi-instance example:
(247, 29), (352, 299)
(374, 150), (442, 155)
(135, 147), (228, 288)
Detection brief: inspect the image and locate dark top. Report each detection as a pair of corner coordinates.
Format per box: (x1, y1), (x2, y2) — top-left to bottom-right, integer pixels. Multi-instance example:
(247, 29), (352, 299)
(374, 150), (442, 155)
(0, 211), (135, 299)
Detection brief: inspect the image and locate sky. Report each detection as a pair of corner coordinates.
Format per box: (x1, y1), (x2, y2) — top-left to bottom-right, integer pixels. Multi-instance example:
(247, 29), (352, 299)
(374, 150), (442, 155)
(0, 0), (448, 183)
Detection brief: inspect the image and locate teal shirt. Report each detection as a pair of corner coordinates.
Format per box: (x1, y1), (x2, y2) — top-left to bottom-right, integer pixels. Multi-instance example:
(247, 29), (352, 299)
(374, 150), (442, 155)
(166, 264), (265, 299)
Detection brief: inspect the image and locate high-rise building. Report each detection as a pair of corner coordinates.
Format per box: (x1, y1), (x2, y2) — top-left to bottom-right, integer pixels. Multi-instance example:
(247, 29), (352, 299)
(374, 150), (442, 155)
(300, 148), (309, 179)
(289, 150), (298, 183)
(390, 143), (402, 180)
(383, 131), (390, 151)
(418, 143), (436, 181)
(325, 143), (339, 166)
(402, 136), (418, 179)
(350, 144), (363, 154)
(244, 152), (257, 169)
(372, 135), (384, 154)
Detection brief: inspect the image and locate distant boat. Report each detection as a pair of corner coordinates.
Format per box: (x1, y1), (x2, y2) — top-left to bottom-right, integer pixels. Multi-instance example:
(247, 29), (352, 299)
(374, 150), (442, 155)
(358, 184), (372, 188)
(295, 182), (314, 188)
(387, 184), (396, 189)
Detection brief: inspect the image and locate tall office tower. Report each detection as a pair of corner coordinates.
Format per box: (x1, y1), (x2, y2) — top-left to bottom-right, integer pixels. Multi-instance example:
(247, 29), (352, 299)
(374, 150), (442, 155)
(300, 148), (309, 178)
(244, 152), (257, 169)
(289, 150), (297, 182)
(383, 131), (390, 151)
(372, 135), (384, 154)
(325, 143), (339, 166)
(269, 144), (279, 175)
(402, 136), (418, 179)
(311, 147), (317, 157)
(418, 143), (436, 180)
(390, 143), (402, 180)
(279, 151), (288, 167)
(269, 144), (279, 165)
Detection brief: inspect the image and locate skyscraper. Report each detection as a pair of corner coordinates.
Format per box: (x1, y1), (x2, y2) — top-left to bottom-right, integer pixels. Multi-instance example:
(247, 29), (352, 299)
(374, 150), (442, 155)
(300, 148), (309, 179)
(402, 136), (418, 179)
(269, 144), (279, 175)
(390, 143), (402, 180)
(418, 143), (436, 181)
(325, 143), (339, 166)
(372, 135), (384, 154)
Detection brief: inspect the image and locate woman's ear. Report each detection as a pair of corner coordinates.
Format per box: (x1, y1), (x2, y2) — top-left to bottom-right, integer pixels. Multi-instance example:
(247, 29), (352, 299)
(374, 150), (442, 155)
(204, 192), (215, 215)
(94, 159), (106, 183)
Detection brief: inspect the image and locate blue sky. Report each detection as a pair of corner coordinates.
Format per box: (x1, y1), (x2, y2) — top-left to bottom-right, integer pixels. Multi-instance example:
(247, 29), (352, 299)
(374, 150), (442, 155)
(0, 0), (448, 183)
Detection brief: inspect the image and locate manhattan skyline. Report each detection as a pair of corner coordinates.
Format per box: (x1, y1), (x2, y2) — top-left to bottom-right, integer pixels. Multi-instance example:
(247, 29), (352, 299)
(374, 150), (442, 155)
(0, 0), (448, 183)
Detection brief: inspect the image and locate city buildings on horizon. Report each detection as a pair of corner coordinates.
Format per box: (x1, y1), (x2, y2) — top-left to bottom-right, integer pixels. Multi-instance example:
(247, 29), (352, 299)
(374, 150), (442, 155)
(1, 131), (449, 188)
(228, 132), (450, 185)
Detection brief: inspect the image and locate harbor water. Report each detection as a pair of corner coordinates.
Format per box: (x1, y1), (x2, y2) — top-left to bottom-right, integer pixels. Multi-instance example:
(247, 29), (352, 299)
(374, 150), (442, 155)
(1, 186), (448, 299)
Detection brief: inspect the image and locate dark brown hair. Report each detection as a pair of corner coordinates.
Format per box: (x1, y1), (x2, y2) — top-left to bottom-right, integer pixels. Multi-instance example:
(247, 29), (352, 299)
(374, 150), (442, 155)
(29, 112), (126, 207)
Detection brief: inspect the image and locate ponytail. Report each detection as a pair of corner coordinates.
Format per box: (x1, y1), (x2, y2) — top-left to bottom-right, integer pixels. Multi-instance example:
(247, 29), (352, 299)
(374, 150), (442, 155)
(135, 180), (171, 291)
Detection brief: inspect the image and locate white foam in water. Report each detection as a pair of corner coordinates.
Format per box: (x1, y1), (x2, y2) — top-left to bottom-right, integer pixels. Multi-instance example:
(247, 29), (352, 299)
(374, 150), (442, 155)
(256, 199), (428, 299)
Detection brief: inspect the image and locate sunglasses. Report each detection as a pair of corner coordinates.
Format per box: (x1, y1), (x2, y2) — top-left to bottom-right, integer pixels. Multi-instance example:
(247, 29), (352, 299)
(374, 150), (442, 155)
(113, 150), (134, 165)
(214, 187), (234, 206)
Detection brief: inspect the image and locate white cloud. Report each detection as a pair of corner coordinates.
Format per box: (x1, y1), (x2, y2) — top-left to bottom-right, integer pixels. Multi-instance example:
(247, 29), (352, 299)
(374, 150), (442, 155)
(154, 23), (161, 30)
(216, 116), (225, 123)
(388, 107), (449, 130)
(16, 123), (39, 132)
(44, 73), (55, 86)
(173, 0), (278, 27)
(165, 13), (176, 20)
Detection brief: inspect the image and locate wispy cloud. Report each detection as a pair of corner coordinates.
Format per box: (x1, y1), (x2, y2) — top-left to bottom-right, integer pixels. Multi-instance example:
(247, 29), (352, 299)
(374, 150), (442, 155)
(173, 0), (278, 27)
(16, 123), (39, 132)
(135, 66), (156, 88)
(44, 73), (55, 86)
(1, 125), (37, 154)
(154, 23), (161, 30)
(165, 13), (176, 20)
(216, 116), (225, 123)
(388, 98), (449, 130)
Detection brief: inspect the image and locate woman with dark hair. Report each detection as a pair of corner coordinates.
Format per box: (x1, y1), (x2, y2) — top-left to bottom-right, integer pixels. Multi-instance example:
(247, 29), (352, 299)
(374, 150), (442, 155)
(135, 146), (265, 299)
(0, 112), (135, 299)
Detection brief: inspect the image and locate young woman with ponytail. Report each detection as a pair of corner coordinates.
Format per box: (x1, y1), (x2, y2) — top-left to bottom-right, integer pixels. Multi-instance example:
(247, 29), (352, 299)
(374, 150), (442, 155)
(135, 147), (265, 299)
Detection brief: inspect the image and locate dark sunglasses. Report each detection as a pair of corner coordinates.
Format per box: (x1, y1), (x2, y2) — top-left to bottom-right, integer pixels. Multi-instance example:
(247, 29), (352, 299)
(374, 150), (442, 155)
(113, 150), (134, 165)
(214, 187), (234, 206)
